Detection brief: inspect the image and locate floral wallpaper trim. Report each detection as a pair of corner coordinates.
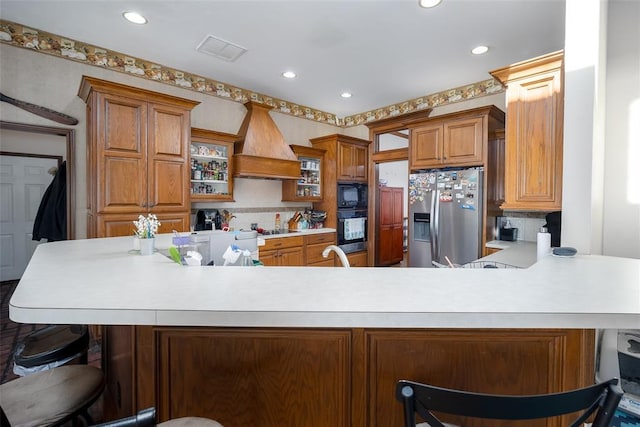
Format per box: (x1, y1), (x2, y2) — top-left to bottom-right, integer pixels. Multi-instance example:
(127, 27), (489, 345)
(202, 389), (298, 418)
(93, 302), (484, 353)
(0, 19), (503, 128)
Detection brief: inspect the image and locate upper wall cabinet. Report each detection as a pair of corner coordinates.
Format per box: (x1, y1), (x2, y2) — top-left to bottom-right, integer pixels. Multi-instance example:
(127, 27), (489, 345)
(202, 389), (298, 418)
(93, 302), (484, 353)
(490, 51), (564, 211)
(337, 139), (369, 182)
(78, 76), (199, 237)
(310, 134), (370, 184)
(408, 106), (505, 171)
(410, 116), (483, 169)
(190, 127), (236, 202)
(282, 145), (325, 202)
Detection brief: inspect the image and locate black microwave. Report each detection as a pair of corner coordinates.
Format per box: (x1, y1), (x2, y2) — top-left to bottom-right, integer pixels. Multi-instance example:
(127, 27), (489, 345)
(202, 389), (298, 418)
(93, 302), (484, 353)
(337, 183), (368, 208)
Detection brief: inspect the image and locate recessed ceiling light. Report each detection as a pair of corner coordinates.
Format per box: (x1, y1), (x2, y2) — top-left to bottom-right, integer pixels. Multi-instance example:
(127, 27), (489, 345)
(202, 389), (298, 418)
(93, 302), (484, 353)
(418, 0), (442, 8)
(123, 11), (147, 24)
(341, 92), (352, 99)
(471, 45), (489, 55)
(282, 71), (296, 79)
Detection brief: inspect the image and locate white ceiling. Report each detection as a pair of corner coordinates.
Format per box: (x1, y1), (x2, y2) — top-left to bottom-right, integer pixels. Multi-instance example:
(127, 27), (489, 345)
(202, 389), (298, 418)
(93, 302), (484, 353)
(0, 0), (566, 118)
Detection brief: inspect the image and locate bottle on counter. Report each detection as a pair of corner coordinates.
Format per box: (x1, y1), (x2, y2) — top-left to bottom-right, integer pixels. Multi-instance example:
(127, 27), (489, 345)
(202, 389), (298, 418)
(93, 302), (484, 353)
(275, 213), (281, 230)
(537, 226), (552, 261)
(241, 250), (253, 266)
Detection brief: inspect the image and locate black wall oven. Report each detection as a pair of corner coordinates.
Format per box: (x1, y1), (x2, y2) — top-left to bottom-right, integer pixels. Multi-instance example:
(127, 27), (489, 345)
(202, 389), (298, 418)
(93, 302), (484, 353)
(337, 208), (367, 253)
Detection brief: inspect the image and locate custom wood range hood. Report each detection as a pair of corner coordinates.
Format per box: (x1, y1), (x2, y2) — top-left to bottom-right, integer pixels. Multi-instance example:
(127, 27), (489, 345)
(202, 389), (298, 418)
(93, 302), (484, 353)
(233, 101), (300, 180)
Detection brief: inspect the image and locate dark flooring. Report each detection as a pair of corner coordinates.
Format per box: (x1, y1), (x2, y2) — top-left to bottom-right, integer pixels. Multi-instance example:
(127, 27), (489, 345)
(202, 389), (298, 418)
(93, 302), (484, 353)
(1, 279), (104, 422)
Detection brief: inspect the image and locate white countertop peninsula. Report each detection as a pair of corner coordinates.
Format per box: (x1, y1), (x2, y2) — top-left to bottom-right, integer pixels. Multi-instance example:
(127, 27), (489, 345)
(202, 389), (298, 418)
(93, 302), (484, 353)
(9, 234), (640, 329)
(13, 234), (637, 425)
(482, 240), (538, 268)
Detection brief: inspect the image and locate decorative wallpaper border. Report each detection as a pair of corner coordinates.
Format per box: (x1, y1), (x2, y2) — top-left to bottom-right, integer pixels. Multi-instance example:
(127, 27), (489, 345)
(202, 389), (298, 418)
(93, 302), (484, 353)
(0, 19), (503, 128)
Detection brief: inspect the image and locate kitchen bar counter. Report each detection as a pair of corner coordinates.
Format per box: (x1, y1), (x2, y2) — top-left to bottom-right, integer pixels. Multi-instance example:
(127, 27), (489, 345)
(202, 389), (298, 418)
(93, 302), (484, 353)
(9, 235), (639, 329)
(10, 235), (637, 426)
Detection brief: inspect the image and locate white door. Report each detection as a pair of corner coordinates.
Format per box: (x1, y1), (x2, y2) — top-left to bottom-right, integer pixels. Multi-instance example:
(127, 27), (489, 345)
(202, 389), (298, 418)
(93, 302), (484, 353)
(0, 155), (59, 281)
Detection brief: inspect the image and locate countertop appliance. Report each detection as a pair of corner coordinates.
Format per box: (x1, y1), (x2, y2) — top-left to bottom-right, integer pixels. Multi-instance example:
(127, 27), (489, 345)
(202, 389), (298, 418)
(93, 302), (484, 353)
(409, 167), (483, 267)
(194, 209), (223, 231)
(596, 329), (640, 423)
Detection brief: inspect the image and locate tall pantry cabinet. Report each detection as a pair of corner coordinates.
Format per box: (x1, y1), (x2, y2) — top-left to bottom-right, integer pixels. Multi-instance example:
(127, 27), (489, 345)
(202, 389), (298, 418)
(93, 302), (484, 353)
(79, 76), (199, 237)
(377, 186), (404, 266)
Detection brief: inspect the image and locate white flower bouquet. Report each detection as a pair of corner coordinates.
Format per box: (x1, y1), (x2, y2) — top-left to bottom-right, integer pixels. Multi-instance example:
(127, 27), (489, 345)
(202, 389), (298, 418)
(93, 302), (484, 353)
(133, 214), (161, 239)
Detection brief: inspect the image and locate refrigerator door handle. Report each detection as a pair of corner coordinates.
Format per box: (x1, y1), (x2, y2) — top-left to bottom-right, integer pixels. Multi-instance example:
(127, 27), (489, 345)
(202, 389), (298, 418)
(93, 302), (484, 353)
(430, 189), (438, 263)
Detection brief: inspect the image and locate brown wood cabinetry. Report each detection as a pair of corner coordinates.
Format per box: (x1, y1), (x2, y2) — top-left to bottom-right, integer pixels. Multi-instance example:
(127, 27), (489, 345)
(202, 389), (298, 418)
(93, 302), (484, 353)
(377, 186), (404, 266)
(305, 232), (337, 266)
(490, 51), (564, 211)
(259, 236), (304, 266)
(189, 128), (235, 201)
(483, 246), (502, 256)
(103, 326), (594, 427)
(309, 134), (371, 230)
(78, 76), (198, 237)
(346, 250), (368, 267)
(486, 129), (506, 216)
(407, 106), (505, 247)
(410, 115), (484, 169)
(310, 134), (370, 186)
(338, 140), (368, 182)
(282, 145), (325, 202)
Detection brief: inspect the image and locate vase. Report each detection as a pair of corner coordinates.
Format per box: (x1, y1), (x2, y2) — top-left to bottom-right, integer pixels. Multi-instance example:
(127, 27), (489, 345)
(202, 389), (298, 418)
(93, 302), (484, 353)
(139, 238), (155, 255)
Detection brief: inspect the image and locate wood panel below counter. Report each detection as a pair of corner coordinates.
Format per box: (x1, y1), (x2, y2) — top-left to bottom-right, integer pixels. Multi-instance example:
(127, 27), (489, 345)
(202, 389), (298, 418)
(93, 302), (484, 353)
(103, 326), (594, 427)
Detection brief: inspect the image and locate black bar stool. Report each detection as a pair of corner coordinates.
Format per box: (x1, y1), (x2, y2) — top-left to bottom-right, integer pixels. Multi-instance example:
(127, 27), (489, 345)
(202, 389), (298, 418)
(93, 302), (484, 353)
(13, 324), (90, 375)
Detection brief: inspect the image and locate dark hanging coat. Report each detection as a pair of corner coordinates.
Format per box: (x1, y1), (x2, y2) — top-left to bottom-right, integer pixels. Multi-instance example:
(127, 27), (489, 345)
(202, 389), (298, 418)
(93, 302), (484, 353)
(32, 161), (67, 241)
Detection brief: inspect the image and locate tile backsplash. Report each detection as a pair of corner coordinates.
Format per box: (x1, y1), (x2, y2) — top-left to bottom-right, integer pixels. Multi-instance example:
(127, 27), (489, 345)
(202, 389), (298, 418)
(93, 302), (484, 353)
(498, 212), (548, 242)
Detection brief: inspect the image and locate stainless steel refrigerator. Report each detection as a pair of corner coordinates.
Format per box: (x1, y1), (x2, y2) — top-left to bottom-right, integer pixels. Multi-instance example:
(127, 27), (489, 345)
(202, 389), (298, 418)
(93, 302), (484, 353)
(408, 167), (483, 267)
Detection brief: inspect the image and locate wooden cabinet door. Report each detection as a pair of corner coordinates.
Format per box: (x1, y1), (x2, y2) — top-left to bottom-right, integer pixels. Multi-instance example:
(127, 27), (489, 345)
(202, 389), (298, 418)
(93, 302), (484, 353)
(305, 233), (337, 266)
(443, 116), (484, 165)
(96, 93), (147, 214)
(258, 249), (278, 266)
(337, 143), (368, 182)
(377, 187), (404, 266)
(97, 212), (190, 237)
(148, 103), (191, 213)
(337, 143), (355, 181)
(152, 328), (352, 426)
(410, 123), (442, 169)
(491, 51), (564, 211)
(154, 212), (190, 233)
(504, 70), (563, 210)
(346, 250), (368, 267)
(352, 144), (368, 182)
(278, 246), (304, 266)
(98, 214), (140, 237)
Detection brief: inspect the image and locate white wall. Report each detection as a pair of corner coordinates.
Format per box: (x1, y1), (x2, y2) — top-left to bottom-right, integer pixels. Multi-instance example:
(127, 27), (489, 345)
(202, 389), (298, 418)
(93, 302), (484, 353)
(602, 0), (640, 258)
(563, 0), (640, 259)
(562, 0), (608, 255)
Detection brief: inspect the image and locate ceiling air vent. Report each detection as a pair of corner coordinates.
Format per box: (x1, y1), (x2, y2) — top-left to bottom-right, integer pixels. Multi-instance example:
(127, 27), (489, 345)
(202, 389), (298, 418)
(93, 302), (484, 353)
(196, 34), (247, 62)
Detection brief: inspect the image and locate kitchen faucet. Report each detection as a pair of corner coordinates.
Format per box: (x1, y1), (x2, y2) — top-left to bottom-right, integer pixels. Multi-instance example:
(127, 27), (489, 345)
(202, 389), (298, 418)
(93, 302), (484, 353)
(322, 245), (350, 268)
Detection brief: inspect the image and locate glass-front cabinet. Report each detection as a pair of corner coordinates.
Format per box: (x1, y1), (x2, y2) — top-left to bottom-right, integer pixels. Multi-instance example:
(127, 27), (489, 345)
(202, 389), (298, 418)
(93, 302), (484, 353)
(190, 128), (236, 201)
(282, 145), (325, 201)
